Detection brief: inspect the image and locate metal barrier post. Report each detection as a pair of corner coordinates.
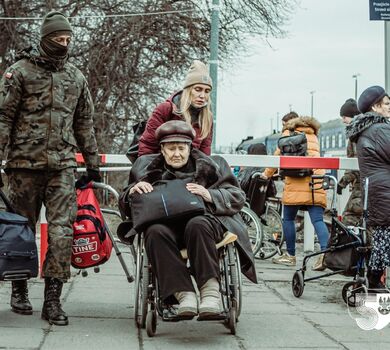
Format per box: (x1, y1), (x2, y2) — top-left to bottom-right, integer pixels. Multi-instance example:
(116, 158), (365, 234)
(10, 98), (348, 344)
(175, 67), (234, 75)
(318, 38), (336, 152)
(303, 211), (315, 253)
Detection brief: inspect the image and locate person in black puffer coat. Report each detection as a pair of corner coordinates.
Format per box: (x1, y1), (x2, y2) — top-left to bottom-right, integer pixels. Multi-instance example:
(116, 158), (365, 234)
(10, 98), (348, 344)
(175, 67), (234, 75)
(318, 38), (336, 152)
(346, 85), (390, 290)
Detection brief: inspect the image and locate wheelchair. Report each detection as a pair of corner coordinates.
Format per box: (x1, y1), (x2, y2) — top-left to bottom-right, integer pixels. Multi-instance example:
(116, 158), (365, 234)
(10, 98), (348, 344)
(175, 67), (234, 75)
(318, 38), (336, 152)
(133, 230), (242, 337)
(245, 173), (284, 259)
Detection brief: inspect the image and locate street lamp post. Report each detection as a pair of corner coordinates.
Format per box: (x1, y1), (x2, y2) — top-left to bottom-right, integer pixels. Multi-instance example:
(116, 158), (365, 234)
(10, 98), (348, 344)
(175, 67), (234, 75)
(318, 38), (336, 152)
(210, 0), (220, 153)
(352, 73), (360, 100)
(310, 90), (315, 117)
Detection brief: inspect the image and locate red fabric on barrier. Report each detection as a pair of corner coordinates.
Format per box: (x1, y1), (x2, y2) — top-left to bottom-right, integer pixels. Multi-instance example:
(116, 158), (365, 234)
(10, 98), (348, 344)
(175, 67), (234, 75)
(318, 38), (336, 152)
(280, 156), (340, 170)
(76, 153), (106, 164)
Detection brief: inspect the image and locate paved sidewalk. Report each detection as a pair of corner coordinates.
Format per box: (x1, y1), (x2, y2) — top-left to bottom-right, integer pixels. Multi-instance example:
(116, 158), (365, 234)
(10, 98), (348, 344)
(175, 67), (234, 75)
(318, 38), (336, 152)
(1, 241), (390, 350)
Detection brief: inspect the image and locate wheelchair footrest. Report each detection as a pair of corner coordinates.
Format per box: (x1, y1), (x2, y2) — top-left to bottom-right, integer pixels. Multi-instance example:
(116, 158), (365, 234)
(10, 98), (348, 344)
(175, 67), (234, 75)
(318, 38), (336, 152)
(197, 312), (227, 321)
(162, 307), (195, 322)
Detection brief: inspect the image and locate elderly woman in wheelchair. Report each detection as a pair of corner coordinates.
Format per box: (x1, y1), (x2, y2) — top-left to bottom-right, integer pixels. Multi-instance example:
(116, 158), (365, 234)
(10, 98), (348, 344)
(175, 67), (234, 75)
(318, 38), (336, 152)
(121, 120), (257, 320)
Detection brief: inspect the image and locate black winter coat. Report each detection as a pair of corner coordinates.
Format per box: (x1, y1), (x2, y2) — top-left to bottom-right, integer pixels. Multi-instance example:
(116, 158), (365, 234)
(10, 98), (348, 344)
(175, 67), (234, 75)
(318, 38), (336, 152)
(346, 112), (390, 226)
(120, 148), (257, 283)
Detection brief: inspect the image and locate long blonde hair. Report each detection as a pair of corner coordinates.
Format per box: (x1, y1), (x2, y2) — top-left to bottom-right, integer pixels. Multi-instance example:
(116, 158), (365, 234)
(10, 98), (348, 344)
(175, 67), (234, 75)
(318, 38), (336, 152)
(178, 86), (213, 139)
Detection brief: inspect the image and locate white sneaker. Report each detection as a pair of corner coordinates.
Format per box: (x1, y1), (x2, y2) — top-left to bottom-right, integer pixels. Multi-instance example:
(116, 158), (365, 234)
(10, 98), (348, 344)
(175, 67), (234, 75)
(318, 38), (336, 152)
(174, 291), (198, 316)
(272, 253), (296, 266)
(199, 278), (221, 317)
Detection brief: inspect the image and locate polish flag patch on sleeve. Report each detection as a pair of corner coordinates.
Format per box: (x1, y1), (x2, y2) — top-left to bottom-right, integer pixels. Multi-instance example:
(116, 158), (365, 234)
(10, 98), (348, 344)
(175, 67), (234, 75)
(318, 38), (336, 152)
(5, 72), (12, 79)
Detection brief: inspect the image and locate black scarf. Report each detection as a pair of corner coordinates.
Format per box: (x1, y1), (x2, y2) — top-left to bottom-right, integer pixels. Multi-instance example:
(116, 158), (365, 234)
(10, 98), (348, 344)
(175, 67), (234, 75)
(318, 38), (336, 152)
(40, 37), (68, 61)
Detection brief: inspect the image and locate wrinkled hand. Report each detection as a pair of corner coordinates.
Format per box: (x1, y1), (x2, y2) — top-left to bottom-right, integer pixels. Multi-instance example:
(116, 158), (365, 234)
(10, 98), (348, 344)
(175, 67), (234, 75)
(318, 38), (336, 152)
(186, 183), (212, 203)
(336, 184), (344, 195)
(75, 168), (102, 189)
(129, 181), (153, 195)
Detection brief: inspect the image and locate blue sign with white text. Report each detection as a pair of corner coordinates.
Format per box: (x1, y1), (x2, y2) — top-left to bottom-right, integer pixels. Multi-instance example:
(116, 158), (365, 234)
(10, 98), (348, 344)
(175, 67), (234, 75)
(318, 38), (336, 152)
(370, 1), (390, 20)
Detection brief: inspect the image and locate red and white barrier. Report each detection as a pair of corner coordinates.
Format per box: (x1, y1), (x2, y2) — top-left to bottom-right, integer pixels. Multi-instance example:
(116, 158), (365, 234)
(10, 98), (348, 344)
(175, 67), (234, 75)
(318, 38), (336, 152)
(73, 153), (359, 170)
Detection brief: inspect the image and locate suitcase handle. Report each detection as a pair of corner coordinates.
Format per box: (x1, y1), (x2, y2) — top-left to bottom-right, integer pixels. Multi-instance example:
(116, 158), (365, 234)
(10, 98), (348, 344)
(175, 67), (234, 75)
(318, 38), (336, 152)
(0, 250), (36, 258)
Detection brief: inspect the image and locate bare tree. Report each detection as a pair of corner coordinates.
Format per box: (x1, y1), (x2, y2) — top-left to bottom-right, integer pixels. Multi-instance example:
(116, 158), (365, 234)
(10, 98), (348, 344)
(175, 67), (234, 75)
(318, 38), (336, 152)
(0, 0), (297, 154)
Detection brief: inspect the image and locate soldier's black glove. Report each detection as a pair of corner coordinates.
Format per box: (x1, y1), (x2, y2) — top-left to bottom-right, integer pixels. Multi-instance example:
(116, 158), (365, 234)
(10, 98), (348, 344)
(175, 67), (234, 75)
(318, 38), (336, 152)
(0, 171), (3, 188)
(336, 184), (343, 195)
(75, 168), (102, 189)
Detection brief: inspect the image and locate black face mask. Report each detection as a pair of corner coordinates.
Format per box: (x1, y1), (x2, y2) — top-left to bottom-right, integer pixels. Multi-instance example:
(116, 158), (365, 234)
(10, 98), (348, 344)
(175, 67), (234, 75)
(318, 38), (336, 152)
(40, 36), (68, 60)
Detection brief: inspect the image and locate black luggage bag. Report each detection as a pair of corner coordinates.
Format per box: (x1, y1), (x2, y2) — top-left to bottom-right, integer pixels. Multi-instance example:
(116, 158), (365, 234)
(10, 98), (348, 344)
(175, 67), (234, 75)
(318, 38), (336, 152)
(323, 221), (360, 277)
(0, 189), (38, 281)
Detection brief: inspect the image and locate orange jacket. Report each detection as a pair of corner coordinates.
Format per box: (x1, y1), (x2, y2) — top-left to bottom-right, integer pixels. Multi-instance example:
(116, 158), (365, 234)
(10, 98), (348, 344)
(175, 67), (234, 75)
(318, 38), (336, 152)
(264, 117), (327, 208)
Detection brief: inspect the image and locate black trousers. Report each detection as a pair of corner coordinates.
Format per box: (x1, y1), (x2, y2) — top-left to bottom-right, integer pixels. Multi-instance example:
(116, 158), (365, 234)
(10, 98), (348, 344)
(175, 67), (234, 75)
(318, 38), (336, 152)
(144, 215), (224, 302)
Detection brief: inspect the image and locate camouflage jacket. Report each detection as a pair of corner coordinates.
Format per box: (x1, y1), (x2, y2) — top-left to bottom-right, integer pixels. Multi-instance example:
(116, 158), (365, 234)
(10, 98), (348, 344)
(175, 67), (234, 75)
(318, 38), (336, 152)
(339, 136), (363, 222)
(339, 139), (360, 189)
(0, 46), (99, 170)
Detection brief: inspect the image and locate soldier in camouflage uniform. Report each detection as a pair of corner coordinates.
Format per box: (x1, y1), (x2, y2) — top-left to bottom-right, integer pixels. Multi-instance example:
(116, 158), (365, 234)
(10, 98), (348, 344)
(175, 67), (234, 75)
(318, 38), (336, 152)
(337, 99), (362, 227)
(0, 12), (100, 326)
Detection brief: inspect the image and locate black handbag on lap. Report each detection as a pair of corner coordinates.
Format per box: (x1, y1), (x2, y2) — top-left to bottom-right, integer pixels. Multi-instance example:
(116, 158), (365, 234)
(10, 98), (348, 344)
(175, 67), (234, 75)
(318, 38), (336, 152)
(130, 179), (206, 232)
(0, 190), (38, 281)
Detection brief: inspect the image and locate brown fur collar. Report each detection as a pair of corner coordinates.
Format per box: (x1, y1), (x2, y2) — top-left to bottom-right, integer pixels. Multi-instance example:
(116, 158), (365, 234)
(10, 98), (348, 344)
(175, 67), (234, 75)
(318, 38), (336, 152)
(141, 148), (220, 188)
(285, 116), (321, 135)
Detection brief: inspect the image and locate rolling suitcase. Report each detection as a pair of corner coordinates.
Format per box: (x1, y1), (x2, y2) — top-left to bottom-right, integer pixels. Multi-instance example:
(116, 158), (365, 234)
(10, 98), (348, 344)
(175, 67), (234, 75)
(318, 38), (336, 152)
(0, 189), (38, 281)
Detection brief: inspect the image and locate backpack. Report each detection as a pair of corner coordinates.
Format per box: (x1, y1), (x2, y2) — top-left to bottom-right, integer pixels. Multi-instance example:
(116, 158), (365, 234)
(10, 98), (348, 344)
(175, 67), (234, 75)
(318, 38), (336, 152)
(125, 121), (146, 164)
(71, 187), (112, 269)
(277, 131), (313, 178)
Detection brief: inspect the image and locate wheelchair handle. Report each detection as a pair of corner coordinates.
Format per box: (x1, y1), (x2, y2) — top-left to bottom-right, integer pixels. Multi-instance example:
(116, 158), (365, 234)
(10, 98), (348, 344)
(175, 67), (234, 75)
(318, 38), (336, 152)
(310, 174), (338, 211)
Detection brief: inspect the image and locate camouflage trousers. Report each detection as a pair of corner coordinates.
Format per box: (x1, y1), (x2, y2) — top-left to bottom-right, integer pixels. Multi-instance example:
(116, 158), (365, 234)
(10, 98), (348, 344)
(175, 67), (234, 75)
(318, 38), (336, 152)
(6, 168), (77, 281)
(342, 188), (363, 227)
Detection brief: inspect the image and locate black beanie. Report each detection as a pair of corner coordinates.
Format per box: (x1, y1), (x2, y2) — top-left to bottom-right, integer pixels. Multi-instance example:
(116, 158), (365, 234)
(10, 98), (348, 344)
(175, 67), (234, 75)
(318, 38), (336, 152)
(358, 86), (388, 114)
(339, 98), (360, 118)
(41, 11), (72, 39)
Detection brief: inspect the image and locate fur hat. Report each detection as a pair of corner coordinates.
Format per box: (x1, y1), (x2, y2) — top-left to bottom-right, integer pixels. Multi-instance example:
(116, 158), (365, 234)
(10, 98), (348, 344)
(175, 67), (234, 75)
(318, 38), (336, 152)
(41, 11), (72, 38)
(155, 120), (196, 144)
(183, 60), (212, 89)
(358, 86), (388, 114)
(339, 98), (360, 118)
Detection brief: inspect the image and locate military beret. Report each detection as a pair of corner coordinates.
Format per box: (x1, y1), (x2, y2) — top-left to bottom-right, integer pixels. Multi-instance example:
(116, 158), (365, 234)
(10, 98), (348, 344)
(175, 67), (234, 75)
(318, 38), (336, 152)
(155, 120), (196, 144)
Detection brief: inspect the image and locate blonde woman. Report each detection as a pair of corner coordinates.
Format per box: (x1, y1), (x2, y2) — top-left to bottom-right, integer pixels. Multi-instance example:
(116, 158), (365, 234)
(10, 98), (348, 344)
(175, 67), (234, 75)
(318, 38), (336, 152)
(138, 60), (213, 156)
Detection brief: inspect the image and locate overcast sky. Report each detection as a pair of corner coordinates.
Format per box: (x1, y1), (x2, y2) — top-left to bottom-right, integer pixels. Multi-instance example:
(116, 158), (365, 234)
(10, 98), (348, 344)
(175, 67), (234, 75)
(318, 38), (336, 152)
(216, 0), (385, 149)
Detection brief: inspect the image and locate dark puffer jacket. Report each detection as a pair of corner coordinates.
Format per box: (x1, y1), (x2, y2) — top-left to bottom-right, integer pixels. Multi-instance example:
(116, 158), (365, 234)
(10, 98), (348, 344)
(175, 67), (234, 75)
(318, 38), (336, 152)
(346, 112), (390, 226)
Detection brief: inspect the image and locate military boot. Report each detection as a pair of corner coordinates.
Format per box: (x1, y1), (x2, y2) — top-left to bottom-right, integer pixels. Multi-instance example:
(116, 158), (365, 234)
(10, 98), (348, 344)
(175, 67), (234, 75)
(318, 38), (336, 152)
(41, 277), (68, 326)
(10, 280), (33, 315)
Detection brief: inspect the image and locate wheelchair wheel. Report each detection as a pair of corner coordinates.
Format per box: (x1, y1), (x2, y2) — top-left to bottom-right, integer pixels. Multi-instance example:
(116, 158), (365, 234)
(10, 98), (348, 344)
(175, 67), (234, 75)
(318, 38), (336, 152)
(228, 302), (237, 335)
(239, 206), (262, 255)
(146, 309), (157, 337)
(292, 270), (304, 298)
(342, 281), (367, 307)
(259, 207), (284, 259)
(134, 235), (148, 328)
(227, 244), (242, 318)
(139, 254), (149, 328)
